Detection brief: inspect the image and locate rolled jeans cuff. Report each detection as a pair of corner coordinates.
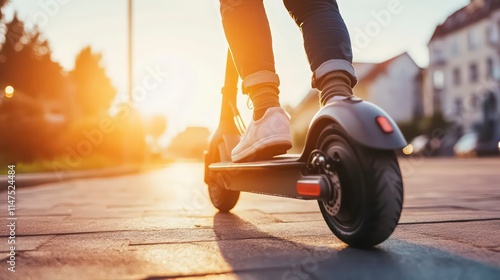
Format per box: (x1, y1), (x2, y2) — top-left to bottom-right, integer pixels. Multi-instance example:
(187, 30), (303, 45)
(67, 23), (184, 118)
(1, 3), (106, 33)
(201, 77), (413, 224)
(242, 70), (280, 94)
(313, 59), (358, 87)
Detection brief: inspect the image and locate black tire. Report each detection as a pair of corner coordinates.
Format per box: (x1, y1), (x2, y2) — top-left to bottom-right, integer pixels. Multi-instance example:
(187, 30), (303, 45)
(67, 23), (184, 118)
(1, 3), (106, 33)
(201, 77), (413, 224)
(208, 173), (240, 212)
(207, 145), (240, 212)
(317, 123), (403, 248)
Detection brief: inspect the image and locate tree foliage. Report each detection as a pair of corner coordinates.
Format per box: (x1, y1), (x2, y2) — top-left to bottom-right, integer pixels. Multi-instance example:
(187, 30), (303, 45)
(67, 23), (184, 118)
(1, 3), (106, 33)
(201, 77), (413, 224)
(0, 14), (144, 167)
(146, 115), (167, 139)
(0, 14), (65, 99)
(0, 0), (8, 20)
(70, 46), (116, 117)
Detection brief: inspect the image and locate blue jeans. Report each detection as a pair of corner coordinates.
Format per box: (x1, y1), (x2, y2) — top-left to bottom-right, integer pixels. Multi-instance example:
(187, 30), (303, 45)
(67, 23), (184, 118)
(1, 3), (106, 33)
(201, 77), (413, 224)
(220, 0), (357, 92)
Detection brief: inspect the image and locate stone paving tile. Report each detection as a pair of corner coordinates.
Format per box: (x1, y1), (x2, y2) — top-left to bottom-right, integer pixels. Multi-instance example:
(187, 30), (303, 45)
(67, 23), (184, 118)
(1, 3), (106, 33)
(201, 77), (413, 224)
(1, 216), (224, 237)
(128, 228), (218, 245)
(398, 220), (500, 249)
(236, 193), (319, 213)
(0, 216), (69, 237)
(141, 216), (215, 229)
(267, 212), (324, 223)
(395, 223), (500, 267)
(143, 209), (217, 218)
(173, 269), (291, 280)
(127, 238), (315, 278)
(253, 221), (333, 239)
(38, 233), (130, 252)
(399, 208), (500, 224)
(0, 251), (148, 280)
(60, 206), (146, 219)
(0, 235), (55, 253)
(0, 207), (72, 217)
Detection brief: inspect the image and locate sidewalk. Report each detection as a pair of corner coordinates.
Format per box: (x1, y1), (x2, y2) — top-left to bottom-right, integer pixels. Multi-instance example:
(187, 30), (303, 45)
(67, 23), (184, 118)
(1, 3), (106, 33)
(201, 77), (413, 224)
(0, 165), (143, 188)
(0, 159), (499, 279)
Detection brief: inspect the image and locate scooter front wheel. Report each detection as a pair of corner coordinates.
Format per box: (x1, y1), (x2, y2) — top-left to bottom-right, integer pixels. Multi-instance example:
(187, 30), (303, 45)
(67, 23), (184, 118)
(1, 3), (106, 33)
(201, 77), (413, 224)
(208, 172), (240, 212)
(207, 144), (240, 212)
(316, 123), (403, 248)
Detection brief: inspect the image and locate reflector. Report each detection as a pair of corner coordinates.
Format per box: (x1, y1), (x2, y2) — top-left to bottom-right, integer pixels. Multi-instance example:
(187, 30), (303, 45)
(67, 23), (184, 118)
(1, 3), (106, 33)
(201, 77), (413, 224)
(297, 181), (321, 197)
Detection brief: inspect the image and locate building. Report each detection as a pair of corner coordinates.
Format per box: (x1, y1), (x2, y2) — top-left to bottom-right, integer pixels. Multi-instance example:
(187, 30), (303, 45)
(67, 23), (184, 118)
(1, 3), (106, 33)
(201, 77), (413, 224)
(289, 52), (424, 152)
(353, 52), (424, 123)
(427, 0), (500, 133)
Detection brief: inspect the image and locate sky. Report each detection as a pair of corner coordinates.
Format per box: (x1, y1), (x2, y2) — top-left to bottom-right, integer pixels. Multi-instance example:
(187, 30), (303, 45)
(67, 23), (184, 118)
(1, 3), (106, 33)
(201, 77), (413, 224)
(2, 0), (469, 143)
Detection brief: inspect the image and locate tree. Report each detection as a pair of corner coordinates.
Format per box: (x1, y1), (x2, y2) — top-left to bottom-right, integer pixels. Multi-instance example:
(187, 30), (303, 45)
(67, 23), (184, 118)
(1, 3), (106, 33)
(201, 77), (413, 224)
(70, 46), (116, 117)
(0, 0), (8, 20)
(147, 115), (167, 140)
(0, 14), (67, 163)
(0, 14), (65, 99)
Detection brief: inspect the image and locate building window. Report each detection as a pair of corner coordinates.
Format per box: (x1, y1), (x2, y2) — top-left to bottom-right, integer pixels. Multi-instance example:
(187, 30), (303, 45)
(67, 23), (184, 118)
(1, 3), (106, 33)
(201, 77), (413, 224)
(468, 28), (480, 50)
(431, 40), (445, 63)
(487, 58), (494, 79)
(450, 36), (460, 56)
(454, 98), (463, 116)
(433, 70), (444, 89)
(469, 93), (479, 110)
(470, 63), (478, 82)
(453, 68), (461, 86)
(487, 23), (499, 43)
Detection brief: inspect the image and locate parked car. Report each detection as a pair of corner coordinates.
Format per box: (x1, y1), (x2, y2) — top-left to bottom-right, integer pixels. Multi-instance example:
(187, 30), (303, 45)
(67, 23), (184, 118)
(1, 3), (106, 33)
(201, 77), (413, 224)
(453, 132), (500, 157)
(402, 134), (443, 157)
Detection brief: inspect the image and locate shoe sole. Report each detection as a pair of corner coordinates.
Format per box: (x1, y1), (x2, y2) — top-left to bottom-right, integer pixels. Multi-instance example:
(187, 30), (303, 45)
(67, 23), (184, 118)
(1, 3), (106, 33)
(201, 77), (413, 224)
(232, 136), (292, 163)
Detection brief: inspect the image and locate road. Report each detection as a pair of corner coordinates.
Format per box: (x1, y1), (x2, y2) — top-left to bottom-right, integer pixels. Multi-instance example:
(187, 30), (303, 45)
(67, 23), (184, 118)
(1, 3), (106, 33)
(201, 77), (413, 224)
(1, 158), (500, 279)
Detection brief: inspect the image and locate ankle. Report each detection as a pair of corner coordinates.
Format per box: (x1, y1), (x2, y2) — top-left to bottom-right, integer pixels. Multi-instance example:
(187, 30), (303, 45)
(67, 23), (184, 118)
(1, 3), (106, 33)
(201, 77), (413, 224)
(248, 83), (280, 120)
(317, 71), (353, 106)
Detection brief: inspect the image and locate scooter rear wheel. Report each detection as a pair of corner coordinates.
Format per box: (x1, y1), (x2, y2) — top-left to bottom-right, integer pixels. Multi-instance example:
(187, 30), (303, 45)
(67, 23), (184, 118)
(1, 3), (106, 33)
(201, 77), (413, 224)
(317, 123), (403, 248)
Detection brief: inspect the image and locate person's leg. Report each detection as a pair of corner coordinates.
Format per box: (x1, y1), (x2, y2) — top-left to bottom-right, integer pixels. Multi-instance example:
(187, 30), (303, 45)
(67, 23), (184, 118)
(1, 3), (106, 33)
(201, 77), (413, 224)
(220, 0), (280, 120)
(219, 0), (292, 162)
(284, 0), (357, 105)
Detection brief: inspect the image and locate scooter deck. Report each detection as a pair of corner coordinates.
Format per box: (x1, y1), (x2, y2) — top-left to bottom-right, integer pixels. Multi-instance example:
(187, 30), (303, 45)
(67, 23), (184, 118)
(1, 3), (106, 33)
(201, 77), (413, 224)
(208, 154), (305, 171)
(207, 154), (331, 200)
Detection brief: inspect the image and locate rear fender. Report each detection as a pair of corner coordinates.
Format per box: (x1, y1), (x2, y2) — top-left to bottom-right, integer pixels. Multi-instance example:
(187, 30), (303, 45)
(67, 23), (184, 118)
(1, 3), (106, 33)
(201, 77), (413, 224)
(300, 97), (407, 160)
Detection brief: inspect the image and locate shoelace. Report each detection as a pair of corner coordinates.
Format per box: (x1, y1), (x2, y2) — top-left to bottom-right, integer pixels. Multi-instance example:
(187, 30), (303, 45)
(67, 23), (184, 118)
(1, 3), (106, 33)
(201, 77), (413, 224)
(246, 96), (254, 110)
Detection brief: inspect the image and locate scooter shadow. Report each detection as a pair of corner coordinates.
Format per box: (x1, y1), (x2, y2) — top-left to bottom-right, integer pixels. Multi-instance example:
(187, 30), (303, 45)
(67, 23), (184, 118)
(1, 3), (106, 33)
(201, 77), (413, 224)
(213, 212), (407, 280)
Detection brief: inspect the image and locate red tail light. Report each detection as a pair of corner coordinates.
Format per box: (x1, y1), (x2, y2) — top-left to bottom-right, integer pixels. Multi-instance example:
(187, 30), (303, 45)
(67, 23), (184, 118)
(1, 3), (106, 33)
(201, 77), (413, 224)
(376, 116), (394, 134)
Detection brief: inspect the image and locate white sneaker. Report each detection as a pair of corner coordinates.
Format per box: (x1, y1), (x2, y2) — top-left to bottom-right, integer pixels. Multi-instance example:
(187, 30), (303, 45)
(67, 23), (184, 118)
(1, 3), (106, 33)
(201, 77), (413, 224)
(231, 107), (292, 163)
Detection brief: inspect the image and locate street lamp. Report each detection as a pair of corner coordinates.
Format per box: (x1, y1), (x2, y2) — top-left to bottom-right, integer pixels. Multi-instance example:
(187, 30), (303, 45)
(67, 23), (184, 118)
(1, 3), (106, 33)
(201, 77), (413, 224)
(128, 0), (133, 104)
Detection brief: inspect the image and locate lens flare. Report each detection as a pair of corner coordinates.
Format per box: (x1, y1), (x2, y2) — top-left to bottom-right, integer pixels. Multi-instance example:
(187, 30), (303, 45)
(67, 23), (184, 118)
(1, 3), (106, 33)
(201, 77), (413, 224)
(402, 144), (414, 155)
(5, 86), (14, 98)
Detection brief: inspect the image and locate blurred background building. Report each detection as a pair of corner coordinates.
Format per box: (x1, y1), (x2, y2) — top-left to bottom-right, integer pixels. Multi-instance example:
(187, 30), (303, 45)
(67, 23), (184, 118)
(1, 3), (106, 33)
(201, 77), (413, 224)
(427, 0), (500, 138)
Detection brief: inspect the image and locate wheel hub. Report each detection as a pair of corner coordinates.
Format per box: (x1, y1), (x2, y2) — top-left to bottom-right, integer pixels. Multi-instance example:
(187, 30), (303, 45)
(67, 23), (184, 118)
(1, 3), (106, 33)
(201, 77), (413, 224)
(323, 169), (341, 216)
(309, 151), (342, 216)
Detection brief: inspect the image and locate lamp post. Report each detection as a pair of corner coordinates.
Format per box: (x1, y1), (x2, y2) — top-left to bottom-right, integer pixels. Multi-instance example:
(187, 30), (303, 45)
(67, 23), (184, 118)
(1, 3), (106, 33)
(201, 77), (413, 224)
(128, 0), (133, 104)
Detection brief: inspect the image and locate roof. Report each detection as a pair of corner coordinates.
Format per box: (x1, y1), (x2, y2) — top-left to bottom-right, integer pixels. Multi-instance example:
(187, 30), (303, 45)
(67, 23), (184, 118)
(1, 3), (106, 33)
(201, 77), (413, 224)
(358, 52), (418, 83)
(292, 52), (419, 113)
(429, 0), (500, 42)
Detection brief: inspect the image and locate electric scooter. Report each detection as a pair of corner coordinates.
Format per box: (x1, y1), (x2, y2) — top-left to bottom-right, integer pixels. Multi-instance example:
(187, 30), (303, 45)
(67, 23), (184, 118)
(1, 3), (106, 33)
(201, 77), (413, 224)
(204, 51), (407, 248)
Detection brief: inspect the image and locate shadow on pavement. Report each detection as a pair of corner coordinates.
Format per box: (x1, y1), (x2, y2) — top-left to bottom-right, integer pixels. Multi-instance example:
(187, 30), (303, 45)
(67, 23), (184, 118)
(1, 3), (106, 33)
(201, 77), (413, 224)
(213, 212), (500, 280)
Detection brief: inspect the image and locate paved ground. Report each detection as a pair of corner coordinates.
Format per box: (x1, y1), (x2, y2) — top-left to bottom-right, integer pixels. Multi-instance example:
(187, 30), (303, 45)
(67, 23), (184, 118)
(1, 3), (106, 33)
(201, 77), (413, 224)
(0, 158), (499, 279)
